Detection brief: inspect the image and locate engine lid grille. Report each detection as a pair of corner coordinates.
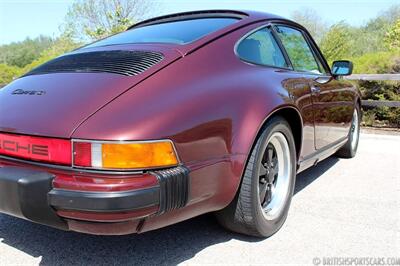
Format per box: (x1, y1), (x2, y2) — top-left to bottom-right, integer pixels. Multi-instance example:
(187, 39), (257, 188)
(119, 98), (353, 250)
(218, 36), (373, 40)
(24, 50), (164, 77)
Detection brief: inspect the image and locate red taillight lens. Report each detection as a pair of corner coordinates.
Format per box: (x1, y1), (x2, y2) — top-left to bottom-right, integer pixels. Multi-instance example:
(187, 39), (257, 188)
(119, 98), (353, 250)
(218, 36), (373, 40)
(0, 132), (71, 165)
(73, 142), (92, 167)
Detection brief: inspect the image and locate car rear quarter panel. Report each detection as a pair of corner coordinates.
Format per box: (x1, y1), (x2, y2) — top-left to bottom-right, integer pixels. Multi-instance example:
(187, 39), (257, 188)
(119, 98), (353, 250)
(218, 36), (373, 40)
(72, 22), (305, 230)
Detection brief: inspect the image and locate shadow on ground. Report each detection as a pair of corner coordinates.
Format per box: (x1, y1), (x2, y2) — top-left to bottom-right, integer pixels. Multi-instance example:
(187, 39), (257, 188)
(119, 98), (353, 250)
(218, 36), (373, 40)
(0, 157), (339, 265)
(294, 156), (339, 195)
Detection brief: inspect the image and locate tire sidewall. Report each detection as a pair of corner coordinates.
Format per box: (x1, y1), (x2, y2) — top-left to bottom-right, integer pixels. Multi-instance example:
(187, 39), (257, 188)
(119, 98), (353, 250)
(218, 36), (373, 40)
(251, 118), (297, 236)
(349, 106), (361, 156)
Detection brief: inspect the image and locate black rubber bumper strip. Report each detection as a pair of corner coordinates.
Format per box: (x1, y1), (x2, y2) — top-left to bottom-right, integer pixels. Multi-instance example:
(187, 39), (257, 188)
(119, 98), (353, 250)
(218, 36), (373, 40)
(151, 165), (190, 214)
(48, 186), (160, 212)
(0, 166), (67, 230)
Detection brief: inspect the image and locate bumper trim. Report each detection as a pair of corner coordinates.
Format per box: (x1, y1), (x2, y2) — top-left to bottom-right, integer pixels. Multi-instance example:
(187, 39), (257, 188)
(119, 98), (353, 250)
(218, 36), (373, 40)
(0, 162), (190, 234)
(151, 166), (190, 214)
(48, 187), (160, 212)
(0, 166), (68, 230)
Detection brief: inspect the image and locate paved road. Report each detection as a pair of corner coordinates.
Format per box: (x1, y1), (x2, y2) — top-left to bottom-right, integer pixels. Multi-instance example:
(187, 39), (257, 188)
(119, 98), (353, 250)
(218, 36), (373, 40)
(0, 133), (399, 265)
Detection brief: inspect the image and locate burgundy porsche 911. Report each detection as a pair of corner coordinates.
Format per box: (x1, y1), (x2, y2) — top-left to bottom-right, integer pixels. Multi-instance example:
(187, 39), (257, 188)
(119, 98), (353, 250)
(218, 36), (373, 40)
(0, 10), (360, 237)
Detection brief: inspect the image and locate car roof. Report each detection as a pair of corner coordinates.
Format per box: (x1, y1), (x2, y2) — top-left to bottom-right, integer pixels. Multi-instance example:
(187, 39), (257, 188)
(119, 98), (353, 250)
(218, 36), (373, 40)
(128, 10), (287, 30)
(121, 10), (302, 57)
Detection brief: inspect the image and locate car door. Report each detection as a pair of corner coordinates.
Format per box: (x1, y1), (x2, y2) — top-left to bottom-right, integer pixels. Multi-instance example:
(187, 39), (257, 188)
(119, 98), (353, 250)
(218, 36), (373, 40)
(273, 24), (354, 150)
(235, 25), (317, 160)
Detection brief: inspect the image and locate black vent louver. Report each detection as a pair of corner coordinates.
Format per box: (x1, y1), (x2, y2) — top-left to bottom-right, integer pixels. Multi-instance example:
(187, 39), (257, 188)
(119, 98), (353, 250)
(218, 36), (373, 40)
(25, 50), (164, 77)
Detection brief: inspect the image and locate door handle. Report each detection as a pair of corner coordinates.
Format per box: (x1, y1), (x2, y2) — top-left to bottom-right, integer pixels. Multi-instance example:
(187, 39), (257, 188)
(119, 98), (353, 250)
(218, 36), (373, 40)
(311, 85), (321, 95)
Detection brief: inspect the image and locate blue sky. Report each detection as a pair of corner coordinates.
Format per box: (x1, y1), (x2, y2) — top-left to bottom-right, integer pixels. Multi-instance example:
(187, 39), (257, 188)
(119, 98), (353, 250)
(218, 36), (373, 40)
(0, 0), (399, 45)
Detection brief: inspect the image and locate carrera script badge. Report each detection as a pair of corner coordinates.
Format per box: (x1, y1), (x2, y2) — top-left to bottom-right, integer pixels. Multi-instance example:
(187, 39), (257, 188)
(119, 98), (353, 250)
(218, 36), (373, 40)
(12, 89), (46, 96)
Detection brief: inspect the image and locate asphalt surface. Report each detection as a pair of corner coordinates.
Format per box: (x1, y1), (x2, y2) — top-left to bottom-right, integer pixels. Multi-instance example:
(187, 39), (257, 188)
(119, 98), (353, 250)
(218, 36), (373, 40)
(0, 132), (399, 265)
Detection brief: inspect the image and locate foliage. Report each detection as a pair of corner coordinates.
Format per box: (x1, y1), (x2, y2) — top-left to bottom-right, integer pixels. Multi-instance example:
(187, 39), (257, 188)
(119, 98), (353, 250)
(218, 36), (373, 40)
(290, 8), (328, 43)
(362, 110), (376, 127)
(357, 78), (400, 127)
(22, 34), (80, 73)
(0, 36), (54, 67)
(351, 6), (400, 56)
(352, 49), (400, 127)
(384, 19), (400, 51)
(0, 34), (79, 84)
(359, 80), (400, 102)
(351, 51), (400, 74)
(0, 64), (22, 85)
(319, 22), (353, 64)
(63, 0), (154, 42)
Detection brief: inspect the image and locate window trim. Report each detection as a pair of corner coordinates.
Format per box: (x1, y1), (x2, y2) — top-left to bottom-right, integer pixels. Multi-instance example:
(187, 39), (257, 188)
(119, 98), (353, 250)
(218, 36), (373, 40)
(128, 11), (247, 30)
(271, 23), (331, 76)
(84, 17), (240, 49)
(234, 24), (293, 70)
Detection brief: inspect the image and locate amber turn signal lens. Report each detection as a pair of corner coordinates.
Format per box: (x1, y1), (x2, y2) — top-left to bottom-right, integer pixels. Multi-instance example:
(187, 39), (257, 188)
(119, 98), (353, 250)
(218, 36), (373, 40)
(102, 141), (178, 169)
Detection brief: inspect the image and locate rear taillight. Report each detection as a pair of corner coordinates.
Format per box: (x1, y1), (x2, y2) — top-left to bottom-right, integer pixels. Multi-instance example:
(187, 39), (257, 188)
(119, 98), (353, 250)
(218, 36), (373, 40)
(72, 140), (179, 170)
(0, 132), (178, 171)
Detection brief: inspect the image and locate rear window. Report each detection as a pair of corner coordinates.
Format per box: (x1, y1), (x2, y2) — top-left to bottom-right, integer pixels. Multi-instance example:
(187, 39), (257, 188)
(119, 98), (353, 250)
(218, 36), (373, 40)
(85, 18), (238, 48)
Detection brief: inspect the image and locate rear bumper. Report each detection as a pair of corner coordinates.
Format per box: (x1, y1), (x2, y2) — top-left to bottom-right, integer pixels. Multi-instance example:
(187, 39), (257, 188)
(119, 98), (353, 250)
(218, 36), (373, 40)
(0, 160), (190, 234)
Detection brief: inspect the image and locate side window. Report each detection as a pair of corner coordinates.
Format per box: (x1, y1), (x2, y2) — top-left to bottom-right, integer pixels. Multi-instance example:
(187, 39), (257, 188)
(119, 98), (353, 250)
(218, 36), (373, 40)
(275, 26), (325, 74)
(237, 27), (288, 68)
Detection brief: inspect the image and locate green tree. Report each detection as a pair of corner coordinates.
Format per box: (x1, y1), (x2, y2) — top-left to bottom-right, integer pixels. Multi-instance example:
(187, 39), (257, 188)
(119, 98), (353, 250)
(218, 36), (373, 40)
(384, 19), (400, 50)
(320, 22), (353, 64)
(353, 5), (400, 55)
(64, 0), (155, 42)
(0, 64), (22, 85)
(0, 36), (54, 67)
(22, 34), (79, 73)
(352, 51), (400, 74)
(290, 8), (328, 43)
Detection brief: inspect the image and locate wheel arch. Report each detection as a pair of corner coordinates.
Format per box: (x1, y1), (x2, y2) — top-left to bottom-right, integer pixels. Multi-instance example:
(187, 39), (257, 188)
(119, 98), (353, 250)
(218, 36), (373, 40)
(223, 104), (304, 212)
(254, 106), (303, 163)
(231, 105), (304, 199)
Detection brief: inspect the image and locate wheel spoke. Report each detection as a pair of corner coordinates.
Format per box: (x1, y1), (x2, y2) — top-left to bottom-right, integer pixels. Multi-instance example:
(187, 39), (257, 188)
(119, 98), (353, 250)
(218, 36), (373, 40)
(259, 183), (268, 203)
(259, 165), (267, 176)
(261, 185), (272, 207)
(267, 147), (274, 163)
(272, 155), (278, 168)
(272, 162), (279, 176)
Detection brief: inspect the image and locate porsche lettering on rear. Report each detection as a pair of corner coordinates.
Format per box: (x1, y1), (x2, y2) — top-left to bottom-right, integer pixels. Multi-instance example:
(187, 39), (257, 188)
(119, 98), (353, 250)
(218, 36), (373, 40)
(0, 137), (49, 157)
(0, 140), (48, 156)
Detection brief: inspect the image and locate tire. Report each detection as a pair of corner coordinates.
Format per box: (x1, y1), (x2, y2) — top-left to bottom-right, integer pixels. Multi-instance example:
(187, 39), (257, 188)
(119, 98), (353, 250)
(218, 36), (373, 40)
(216, 116), (297, 238)
(336, 105), (361, 158)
